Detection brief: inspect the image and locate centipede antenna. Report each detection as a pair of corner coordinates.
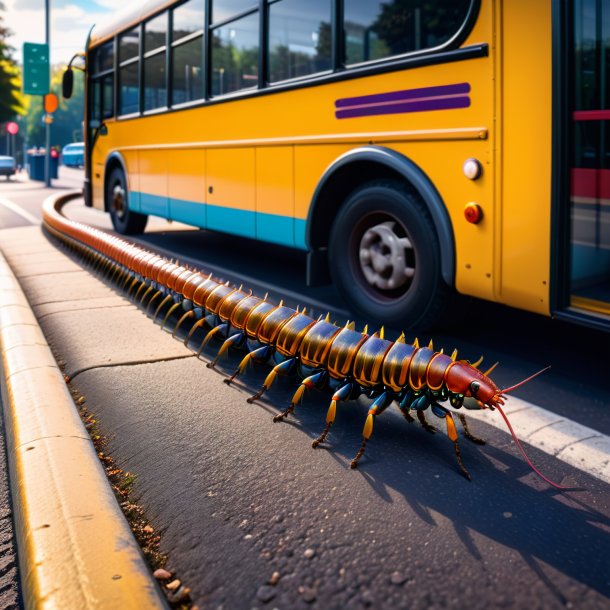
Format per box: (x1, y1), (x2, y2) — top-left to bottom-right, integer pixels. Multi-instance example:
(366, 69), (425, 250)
(451, 349), (458, 361)
(483, 362), (499, 376)
(471, 355), (484, 369)
(500, 366), (551, 395)
(495, 404), (565, 489)
(412, 337), (419, 348)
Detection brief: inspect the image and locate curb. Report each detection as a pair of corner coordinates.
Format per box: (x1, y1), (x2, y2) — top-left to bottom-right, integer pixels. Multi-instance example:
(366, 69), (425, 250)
(0, 250), (168, 609)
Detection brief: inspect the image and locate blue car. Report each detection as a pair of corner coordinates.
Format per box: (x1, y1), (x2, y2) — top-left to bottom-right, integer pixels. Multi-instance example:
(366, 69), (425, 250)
(61, 142), (84, 168)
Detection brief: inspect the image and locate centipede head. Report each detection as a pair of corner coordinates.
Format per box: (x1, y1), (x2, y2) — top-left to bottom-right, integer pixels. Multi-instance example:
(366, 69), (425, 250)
(445, 360), (504, 410)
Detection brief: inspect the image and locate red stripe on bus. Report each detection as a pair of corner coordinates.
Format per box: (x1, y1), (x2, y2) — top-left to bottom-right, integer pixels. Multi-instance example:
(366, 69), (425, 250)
(571, 168), (610, 199)
(573, 109), (610, 121)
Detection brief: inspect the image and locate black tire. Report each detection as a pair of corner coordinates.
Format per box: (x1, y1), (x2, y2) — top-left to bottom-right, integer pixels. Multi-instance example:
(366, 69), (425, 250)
(106, 167), (148, 235)
(328, 180), (450, 330)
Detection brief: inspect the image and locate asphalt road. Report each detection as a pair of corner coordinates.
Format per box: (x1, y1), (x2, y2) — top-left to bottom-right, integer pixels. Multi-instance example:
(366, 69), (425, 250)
(1, 172), (610, 609)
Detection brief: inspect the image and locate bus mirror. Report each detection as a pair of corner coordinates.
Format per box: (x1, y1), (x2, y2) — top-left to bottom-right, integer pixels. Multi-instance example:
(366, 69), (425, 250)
(99, 123), (108, 136)
(62, 68), (74, 99)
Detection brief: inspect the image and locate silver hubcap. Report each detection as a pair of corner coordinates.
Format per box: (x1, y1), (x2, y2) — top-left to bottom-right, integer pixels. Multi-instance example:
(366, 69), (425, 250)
(358, 221), (415, 291)
(112, 184), (126, 217)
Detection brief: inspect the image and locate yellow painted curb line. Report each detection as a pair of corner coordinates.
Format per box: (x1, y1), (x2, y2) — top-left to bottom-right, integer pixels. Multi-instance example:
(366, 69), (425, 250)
(0, 249), (167, 609)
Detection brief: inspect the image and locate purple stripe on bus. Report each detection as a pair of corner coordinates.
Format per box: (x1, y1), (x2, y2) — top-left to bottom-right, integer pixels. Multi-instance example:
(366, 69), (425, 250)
(335, 95), (470, 119)
(335, 82), (470, 109)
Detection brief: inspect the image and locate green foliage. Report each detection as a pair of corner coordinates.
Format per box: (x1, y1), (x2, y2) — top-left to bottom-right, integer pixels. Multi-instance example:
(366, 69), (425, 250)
(0, 2), (26, 123)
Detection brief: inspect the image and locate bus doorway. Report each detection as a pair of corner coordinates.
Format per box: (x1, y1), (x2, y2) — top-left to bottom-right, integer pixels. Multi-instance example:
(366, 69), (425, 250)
(569, 0), (610, 320)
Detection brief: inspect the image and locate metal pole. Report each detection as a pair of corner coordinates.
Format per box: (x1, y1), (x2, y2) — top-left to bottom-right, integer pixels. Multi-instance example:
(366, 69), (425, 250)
(44, 0), (51, 187)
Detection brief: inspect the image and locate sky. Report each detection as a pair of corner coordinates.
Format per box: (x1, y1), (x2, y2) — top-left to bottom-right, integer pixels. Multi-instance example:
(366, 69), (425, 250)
(2, 0), (124, 65)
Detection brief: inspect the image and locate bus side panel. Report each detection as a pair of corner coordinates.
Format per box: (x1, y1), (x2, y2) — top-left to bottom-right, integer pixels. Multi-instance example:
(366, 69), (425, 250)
(137, 150), (169, 218)
(168, 149), (206, 228)
(207, 148), (256, 239)
(255, 146), (295, 247)
(499, 0), (552, 314)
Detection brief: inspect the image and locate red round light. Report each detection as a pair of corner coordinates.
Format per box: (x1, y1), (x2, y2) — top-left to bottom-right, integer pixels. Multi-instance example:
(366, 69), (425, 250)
(464, 203), (483, 224)
(6, 121), (18, 135)
(50, 149), (59, 158)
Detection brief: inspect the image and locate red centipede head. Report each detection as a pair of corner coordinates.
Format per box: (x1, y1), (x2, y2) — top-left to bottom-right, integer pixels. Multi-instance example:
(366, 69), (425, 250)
(445, 361), (503, 409)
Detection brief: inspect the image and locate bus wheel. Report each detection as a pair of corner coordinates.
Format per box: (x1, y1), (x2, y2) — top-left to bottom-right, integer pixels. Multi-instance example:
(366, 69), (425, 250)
(328, 180), (449, 329)
(106, 167), (148, 235)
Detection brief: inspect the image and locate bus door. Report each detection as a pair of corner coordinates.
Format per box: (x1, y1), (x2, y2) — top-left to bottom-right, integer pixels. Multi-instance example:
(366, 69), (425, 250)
(568, 0), (610, 320)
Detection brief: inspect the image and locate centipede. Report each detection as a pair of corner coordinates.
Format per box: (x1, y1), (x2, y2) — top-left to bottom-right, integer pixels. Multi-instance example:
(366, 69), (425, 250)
(42, 193), (566, 489)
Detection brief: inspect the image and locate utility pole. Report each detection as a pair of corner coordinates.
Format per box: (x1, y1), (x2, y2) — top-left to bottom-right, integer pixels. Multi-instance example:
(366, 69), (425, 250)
(44, 0), (51, 187)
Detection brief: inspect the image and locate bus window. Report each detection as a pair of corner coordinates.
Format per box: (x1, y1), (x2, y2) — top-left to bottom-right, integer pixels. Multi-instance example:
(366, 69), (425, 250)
(173, 0), (205, 40)
(144, 13), (168, 110)
(212, 0), (257, 24)
(211, 11), (259, 95)
(172, 0), (205, 105)
(102, 74), (114, 118)
(119, 28), (140, 115)
(344, 0), (472, 65)
(268, 0), (332, 83)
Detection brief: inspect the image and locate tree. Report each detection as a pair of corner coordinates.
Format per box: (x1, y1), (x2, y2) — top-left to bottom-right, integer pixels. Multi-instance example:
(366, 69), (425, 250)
(0, 2), (26, 123)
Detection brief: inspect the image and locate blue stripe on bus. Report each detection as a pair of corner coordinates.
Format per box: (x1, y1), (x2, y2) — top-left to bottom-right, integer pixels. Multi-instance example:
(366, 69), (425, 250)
(169, 197), (206, 227)
(139, 192), (168, 217)
(131, 191), (308, 250)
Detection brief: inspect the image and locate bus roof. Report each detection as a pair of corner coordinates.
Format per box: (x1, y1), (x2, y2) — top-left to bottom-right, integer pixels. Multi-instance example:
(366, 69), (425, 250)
(89, 0), (175, 48)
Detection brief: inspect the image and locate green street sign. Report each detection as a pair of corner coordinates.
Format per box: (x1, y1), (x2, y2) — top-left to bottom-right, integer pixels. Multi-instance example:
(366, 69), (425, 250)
(23, 42), (50, 95)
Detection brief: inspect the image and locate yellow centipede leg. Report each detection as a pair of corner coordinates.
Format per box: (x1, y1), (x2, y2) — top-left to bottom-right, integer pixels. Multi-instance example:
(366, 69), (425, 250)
(312, 400), (337, 448)
(153, 294), (173, 322)
(195, 324), (227, 358)
(159, 301), (182, 330)
(172, 310), (194, 337)
(350, 408), (377, 469)
(446, 412), (471, 481)
(184, 317), (207, 346)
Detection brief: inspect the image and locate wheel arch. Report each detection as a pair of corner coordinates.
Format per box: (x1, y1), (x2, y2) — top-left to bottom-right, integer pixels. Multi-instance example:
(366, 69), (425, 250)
(103, 152), (129, 213)
(306, 146), (455, 287)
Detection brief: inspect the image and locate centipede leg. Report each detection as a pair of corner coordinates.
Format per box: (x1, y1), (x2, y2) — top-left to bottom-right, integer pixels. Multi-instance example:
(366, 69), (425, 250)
(350, 392), (393, 469)
(223, 345), (271, 385)
(417, 411), (437, 434)
(458, 414), (486, 445)
(446, 412), (471, 481)
(247, 357), (295, 403)
(207, 332), (245, 369)
(195, 323), (228, 357)
(274, 370), (326, 423)
(312, 382), (353, 448)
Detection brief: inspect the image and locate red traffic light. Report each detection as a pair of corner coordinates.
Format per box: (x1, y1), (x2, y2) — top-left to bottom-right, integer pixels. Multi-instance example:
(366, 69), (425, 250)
(50, 149), (59, 158)
(6, 121), (18, 135)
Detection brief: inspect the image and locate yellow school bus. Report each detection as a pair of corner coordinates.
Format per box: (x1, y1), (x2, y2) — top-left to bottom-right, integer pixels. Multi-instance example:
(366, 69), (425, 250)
(70, 0), (610, 330)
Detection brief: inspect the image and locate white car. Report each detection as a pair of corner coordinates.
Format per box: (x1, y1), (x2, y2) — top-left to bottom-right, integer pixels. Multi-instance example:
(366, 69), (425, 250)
(0, 155), (16, 180)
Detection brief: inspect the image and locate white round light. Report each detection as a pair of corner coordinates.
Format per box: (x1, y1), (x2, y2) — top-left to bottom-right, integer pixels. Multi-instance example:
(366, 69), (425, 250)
(463, 158), (482, 180)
